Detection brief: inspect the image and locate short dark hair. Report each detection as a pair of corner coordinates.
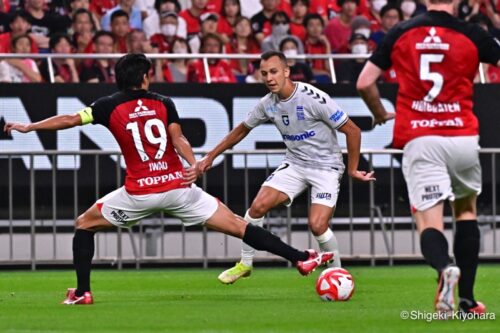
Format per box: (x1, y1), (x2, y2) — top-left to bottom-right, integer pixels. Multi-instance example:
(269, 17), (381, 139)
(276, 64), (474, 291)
(337, 0), (359, 7)
(380, 4), (403, 21)
(303, 13), (324, 28)
(291, 0), (309, 7)
(154, 0), (181, 13)
(93, 30), (115, 44)
(49, 33), (73, 50)
(115, 53), (152, 91)
(279, 36), (298, 51)
(261, 50), (288, 67)
(270, 11), (291, 24)
(11, 34), (31, 50)
(9, 10), (30, 25)
(200, 33), (223, 53)
(111, 9), (129, 23)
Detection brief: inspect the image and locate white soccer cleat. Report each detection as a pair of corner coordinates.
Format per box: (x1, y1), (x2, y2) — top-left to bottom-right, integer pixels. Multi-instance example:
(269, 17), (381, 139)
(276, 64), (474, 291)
(435, 265), (460, 318)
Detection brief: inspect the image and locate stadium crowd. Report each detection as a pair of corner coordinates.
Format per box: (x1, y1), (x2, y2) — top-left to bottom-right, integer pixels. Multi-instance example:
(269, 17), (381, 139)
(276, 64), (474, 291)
(0, 0), (499, 83)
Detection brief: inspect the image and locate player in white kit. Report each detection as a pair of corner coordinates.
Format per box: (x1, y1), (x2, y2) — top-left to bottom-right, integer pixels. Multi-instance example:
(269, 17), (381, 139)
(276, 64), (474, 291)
(198, 51), (375, 284)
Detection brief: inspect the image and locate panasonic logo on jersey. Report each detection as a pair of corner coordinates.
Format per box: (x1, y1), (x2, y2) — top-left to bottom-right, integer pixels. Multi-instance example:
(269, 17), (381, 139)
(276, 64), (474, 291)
(282, 131), (316, 141)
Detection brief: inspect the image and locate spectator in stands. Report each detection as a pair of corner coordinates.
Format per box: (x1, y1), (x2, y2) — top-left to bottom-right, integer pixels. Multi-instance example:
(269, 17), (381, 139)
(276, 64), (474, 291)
(24, 0), (72, 52)
(179, 0), (208, 38)
(69, 0), (101, 30)
(335, 32), (368, 83)
(0, 2), (8, 35)
(90, 0), (118, 18)
(217, 0), (241, 44)
(128, 29), (158, 53)
(39, 33), (80, 83)
(187, 33), (236, 83)
(188, 12), (220, 53)
(245, 59), (262, 83)
(143, 0), (187, 39)
(225, 16), (261, 74)
(101, 0), (142, 31)
(325, 0), (357, 53)
(290, 0), (308, 42)
(78, 31), (116, 83)
(251, 0), (279, 43)
(0, 35), (41, 82)
(398, 0), (421, 20)
(364, 0), (385, 31)
(280, 36), (314, 83)
(157, 37), (191, 82)
(72, 9), (96, 53)
(261, 11), (304, 53)
(303, 13), (331, 76)
(110, 10), (131, 52)
(149, 10), (179, 52)
(350, 15), (371, 40)
(0, 11), (39, 53)
(370, 4), (402, 46)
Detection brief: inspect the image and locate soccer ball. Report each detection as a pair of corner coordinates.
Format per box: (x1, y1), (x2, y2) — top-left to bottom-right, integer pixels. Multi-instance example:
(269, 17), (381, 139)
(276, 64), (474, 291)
(316, 267), (355, 301)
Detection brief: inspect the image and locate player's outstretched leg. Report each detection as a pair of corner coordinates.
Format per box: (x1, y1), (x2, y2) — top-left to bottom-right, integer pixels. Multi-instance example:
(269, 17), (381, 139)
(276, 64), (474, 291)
(218, 210), (263, 284)
(206, 202), (333, 281)
(62, 204), (114, 305)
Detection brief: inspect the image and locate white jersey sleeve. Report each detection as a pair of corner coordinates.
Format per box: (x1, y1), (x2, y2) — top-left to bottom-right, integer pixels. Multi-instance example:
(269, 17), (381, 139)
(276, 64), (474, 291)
(310, 92), (349, 130)
(243, 98), (270, 128)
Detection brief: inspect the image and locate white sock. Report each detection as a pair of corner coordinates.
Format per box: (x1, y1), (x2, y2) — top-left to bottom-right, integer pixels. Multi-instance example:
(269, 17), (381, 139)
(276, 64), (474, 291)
(241, 210), (264, 267)
(315, 228), (341, 268)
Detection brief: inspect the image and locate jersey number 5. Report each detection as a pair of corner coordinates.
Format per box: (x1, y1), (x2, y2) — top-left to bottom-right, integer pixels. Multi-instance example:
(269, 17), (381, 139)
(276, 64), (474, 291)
(420, 54), (444, 102)
(126, 119), (167, 162)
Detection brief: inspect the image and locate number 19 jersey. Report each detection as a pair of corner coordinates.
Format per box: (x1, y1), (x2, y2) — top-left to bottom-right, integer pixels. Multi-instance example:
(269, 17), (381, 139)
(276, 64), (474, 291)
(89, 89), (185, 195)
(370, 10), (500, 149)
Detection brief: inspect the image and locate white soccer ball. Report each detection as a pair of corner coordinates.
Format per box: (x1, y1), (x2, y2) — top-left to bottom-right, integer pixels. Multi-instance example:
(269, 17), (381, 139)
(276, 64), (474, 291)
(315, 267), (355, 301)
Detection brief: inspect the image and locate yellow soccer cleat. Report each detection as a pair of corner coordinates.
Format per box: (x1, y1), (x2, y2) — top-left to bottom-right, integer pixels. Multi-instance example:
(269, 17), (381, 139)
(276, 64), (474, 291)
(218, 262), (252, 284)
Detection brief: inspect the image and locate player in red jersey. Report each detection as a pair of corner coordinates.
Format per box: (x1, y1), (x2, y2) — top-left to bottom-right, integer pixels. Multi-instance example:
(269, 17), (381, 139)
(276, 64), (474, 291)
(357, 0), (500, 318)
(4, 54), (334, 305)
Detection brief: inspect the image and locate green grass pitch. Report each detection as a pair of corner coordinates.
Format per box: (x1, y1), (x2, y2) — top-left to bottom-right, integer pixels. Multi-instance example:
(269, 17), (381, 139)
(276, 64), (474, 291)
(0, 265), (498, 333)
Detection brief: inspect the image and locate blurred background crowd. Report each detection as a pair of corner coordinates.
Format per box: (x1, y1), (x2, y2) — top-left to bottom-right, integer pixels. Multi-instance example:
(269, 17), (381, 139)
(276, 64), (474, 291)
(0, 0), (498, 83)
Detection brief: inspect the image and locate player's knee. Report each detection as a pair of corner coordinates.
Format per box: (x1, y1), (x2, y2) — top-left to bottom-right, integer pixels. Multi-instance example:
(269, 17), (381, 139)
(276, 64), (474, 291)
(309, 218), (329, 236)
(75, 214), (87, 229)
(249, 201), (270, 218)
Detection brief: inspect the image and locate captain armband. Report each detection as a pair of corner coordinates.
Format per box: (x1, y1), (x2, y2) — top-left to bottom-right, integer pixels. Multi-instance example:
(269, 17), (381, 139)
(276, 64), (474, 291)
(77, 107), (94, 125)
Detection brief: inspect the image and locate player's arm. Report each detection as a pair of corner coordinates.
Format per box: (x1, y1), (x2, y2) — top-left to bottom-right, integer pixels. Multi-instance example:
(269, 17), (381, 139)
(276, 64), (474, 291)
(168, 122), (200, 185)
(4, 112), (85, 135)
(197, 122), (251, 173)
(337, 119), (376, 182)
(356, 61), (395, 127)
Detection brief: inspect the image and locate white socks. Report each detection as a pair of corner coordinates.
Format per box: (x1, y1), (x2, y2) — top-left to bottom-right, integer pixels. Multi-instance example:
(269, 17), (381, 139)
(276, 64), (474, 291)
(315, 228), (341, 268)
(241, 210), (264, 267)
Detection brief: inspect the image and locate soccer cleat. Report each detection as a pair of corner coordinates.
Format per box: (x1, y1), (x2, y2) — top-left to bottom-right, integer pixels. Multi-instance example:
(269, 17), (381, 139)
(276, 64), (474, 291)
(434, 265), (460, 317)
(296, 250), (334, 276)
(62, 288), (94, 305)
(459, 301), (486, 315)
(218, 262), (252, 284)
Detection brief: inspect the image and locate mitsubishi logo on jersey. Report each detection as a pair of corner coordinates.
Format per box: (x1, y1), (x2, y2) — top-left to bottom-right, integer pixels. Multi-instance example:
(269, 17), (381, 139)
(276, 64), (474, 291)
(129, 99), (156, 119)
(416, 27), (450, 51)
(134, 99), (149, 112)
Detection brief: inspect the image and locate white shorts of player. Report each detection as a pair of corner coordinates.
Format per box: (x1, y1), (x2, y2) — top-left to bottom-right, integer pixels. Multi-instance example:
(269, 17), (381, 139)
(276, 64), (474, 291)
(262, 161), (344, 208)
(402, 135), (482, 212)
(96, 184), (219, 228)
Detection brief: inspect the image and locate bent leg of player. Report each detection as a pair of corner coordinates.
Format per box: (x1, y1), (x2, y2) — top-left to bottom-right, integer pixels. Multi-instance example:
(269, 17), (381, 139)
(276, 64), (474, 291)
(218, 187), (289, 284)
(205, 201), (333, 277)
(308, 204), (341, 268)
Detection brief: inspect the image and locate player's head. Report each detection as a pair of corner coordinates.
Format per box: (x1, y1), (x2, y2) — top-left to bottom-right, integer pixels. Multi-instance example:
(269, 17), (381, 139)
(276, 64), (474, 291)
(260, 51), (290, 94)
(115, 53), (152, 91)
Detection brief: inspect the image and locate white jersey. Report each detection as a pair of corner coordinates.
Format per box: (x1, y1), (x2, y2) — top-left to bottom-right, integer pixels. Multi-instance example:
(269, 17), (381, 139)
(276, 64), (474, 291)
(244, 82), (348, 170)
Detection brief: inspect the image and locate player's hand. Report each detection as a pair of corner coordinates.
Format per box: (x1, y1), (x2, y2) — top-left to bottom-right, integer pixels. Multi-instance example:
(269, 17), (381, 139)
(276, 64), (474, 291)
(4, 122), (32, 135)
(181, 165), (199, 185)
(372, 112), (395, 127)
(197, 155), (214, 174)
(349, 170), (376, 182)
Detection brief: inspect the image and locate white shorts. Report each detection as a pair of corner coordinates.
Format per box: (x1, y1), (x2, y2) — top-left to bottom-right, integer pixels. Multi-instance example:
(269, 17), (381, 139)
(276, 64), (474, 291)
(96, 185), (219, 228)
(402, 135), (482, 212)
(262, 162), (343, 208)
